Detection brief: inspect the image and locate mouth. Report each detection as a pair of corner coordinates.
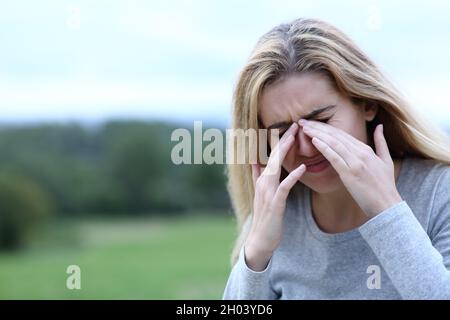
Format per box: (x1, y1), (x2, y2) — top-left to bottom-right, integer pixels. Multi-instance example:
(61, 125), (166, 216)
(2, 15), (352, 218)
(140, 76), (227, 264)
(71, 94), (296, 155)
(303, 156), (326, 167)
(303, 156), (330, 173)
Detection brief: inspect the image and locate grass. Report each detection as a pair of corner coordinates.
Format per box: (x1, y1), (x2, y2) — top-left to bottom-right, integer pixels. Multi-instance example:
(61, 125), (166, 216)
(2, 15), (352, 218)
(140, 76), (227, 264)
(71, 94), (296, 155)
(0, 213), (237, 299)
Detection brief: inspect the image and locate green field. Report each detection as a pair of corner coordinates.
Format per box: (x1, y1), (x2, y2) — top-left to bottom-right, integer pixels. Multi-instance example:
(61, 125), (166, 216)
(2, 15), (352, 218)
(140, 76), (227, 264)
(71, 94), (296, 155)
(0, 214), (237, 299)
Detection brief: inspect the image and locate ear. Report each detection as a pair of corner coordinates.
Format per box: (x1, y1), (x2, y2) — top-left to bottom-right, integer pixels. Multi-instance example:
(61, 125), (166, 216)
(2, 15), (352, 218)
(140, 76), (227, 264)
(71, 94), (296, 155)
(363, 101), (379, 122)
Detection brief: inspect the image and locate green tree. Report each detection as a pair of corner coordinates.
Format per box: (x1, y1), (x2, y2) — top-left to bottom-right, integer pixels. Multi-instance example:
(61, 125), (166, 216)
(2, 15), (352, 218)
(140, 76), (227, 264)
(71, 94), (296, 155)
(0, 171), (53, 250)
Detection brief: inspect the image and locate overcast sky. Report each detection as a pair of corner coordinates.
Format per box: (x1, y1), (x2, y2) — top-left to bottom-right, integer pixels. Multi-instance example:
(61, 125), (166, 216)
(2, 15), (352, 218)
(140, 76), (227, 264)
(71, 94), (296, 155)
(0, 0), (449, 128)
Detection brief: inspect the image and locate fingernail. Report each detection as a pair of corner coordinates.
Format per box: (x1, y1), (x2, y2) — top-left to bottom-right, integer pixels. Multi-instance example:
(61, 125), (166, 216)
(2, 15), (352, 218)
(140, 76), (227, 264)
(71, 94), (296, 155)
(380, 124), (384, 132)
(298, 119), (307, 126)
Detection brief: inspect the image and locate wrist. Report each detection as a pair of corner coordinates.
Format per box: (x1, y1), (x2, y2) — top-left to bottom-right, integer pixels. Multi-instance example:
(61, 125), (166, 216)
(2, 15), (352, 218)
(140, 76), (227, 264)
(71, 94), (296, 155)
(244, 242), (274, 272)
(367, 192), (403, 218)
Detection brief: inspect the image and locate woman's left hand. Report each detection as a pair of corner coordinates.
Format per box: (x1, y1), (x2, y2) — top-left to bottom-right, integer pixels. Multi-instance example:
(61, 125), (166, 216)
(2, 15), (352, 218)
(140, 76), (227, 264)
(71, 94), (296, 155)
(299, 119), (403, 218)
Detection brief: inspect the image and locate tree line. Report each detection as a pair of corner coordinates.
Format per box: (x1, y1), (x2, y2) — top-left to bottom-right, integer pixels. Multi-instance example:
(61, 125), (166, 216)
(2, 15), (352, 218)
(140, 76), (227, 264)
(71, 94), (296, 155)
(0, 120), (231, 249)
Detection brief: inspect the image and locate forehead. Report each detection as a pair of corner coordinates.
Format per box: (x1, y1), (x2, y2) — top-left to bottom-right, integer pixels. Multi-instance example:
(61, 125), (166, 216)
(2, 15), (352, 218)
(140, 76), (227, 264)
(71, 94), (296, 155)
(259, 72), (338, 121)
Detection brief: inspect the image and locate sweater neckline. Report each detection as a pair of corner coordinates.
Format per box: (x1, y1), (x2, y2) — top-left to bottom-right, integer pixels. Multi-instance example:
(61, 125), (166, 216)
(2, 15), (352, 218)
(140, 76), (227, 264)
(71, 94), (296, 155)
(299, 157), (409, 243)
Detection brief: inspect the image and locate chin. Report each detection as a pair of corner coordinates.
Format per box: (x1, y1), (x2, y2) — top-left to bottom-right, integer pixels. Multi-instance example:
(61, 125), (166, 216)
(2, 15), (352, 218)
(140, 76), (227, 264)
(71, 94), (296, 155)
(300, 170), (343, 194)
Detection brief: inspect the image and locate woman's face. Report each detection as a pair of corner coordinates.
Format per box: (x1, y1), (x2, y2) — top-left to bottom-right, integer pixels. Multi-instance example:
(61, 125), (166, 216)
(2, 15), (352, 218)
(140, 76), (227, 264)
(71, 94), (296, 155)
(259, 72), (377, 194)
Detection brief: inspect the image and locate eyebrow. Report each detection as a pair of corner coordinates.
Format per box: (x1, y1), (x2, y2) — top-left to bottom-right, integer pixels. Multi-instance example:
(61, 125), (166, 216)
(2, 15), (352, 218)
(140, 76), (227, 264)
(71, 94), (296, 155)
(265, 105), (337, 130)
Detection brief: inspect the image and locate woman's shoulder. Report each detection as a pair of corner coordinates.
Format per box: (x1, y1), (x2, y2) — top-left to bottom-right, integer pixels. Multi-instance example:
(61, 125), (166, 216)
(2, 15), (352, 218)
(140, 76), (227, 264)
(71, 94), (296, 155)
(399, 157), (450, 228)
(402, 157), (450, 240)
(400, 156), (450, 187)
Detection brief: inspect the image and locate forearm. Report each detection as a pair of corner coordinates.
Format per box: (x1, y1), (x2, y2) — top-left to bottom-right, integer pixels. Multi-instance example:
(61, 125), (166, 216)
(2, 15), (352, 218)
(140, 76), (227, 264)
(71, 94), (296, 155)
(359, 201), (450, 299)
(222, 245), (278, 300)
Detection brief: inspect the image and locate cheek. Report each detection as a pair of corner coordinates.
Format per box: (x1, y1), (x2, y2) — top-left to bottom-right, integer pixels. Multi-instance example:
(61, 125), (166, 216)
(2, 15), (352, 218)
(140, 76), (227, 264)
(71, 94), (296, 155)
(333, 117), (368, 144)
(340, 106), (370, 142)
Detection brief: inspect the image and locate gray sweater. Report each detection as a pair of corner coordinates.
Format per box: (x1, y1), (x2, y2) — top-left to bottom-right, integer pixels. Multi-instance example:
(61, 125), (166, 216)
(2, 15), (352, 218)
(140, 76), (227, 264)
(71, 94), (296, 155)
(223, 157), (450, 299)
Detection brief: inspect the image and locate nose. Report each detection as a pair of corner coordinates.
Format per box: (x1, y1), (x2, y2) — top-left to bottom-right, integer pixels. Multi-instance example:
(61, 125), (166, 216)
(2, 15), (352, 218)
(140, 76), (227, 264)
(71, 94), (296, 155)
(296, 126), (317, 157)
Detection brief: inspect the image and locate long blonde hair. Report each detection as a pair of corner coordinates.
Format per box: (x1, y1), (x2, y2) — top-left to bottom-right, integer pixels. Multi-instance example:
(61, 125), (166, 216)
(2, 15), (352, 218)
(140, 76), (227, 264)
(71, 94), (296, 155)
(226, 18), (450, 266)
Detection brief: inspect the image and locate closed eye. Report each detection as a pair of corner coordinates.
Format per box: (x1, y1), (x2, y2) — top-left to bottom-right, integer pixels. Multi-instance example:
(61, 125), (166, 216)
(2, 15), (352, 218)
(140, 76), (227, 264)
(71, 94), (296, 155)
(274, 117), (332, 137)
(316, 117), (331, 123)
(280, 117), (331, 138)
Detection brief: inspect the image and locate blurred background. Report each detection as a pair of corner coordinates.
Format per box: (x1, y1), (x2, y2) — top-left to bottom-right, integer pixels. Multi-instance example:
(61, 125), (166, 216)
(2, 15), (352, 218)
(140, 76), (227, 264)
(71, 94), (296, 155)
(0, 0), (449, 299)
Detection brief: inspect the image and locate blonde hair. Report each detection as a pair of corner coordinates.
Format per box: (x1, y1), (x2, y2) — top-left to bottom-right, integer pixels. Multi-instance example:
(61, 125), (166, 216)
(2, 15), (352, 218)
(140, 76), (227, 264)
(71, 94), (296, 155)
(227, 18), (450, 266)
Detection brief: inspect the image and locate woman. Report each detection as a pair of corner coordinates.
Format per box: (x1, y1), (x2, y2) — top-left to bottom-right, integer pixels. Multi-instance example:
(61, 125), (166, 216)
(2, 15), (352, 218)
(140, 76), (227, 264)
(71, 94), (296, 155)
(222, 18), (450, 299)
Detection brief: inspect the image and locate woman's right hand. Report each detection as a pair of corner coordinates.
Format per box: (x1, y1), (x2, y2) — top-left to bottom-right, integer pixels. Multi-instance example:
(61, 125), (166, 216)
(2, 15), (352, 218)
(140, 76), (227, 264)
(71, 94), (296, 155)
(244, 122), (306, 271)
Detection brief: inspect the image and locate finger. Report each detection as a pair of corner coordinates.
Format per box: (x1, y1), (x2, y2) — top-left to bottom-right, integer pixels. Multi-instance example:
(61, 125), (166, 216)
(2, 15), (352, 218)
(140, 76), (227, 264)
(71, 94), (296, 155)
(270, 122), (298, 150)
(264, 124), (298, 177)
(311, 137), (348, 173)
(301, 120), (367, 155)
(264, 135), (294, 177)
(374, 124), (392, 164)
(273, 164), (306, 206)
(251, 163), (261, 187)
(258, 165), (267, 179)
(302, 126), (354, 168)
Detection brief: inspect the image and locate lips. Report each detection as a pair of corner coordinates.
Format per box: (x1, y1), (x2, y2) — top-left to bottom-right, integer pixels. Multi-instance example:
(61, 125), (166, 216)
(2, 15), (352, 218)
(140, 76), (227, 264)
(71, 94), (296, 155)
(303, 156), (327, 167)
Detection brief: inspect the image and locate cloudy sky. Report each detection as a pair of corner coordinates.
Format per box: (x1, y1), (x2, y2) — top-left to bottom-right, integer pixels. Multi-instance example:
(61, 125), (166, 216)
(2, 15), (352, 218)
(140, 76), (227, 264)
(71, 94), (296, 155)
(0, 0), (449, 127)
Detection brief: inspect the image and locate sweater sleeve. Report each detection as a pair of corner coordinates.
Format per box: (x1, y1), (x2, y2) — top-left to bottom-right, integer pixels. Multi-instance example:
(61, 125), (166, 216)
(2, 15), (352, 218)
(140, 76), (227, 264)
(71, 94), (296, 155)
(222, 244), (279, 300)
(359, 170), (450, 299)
